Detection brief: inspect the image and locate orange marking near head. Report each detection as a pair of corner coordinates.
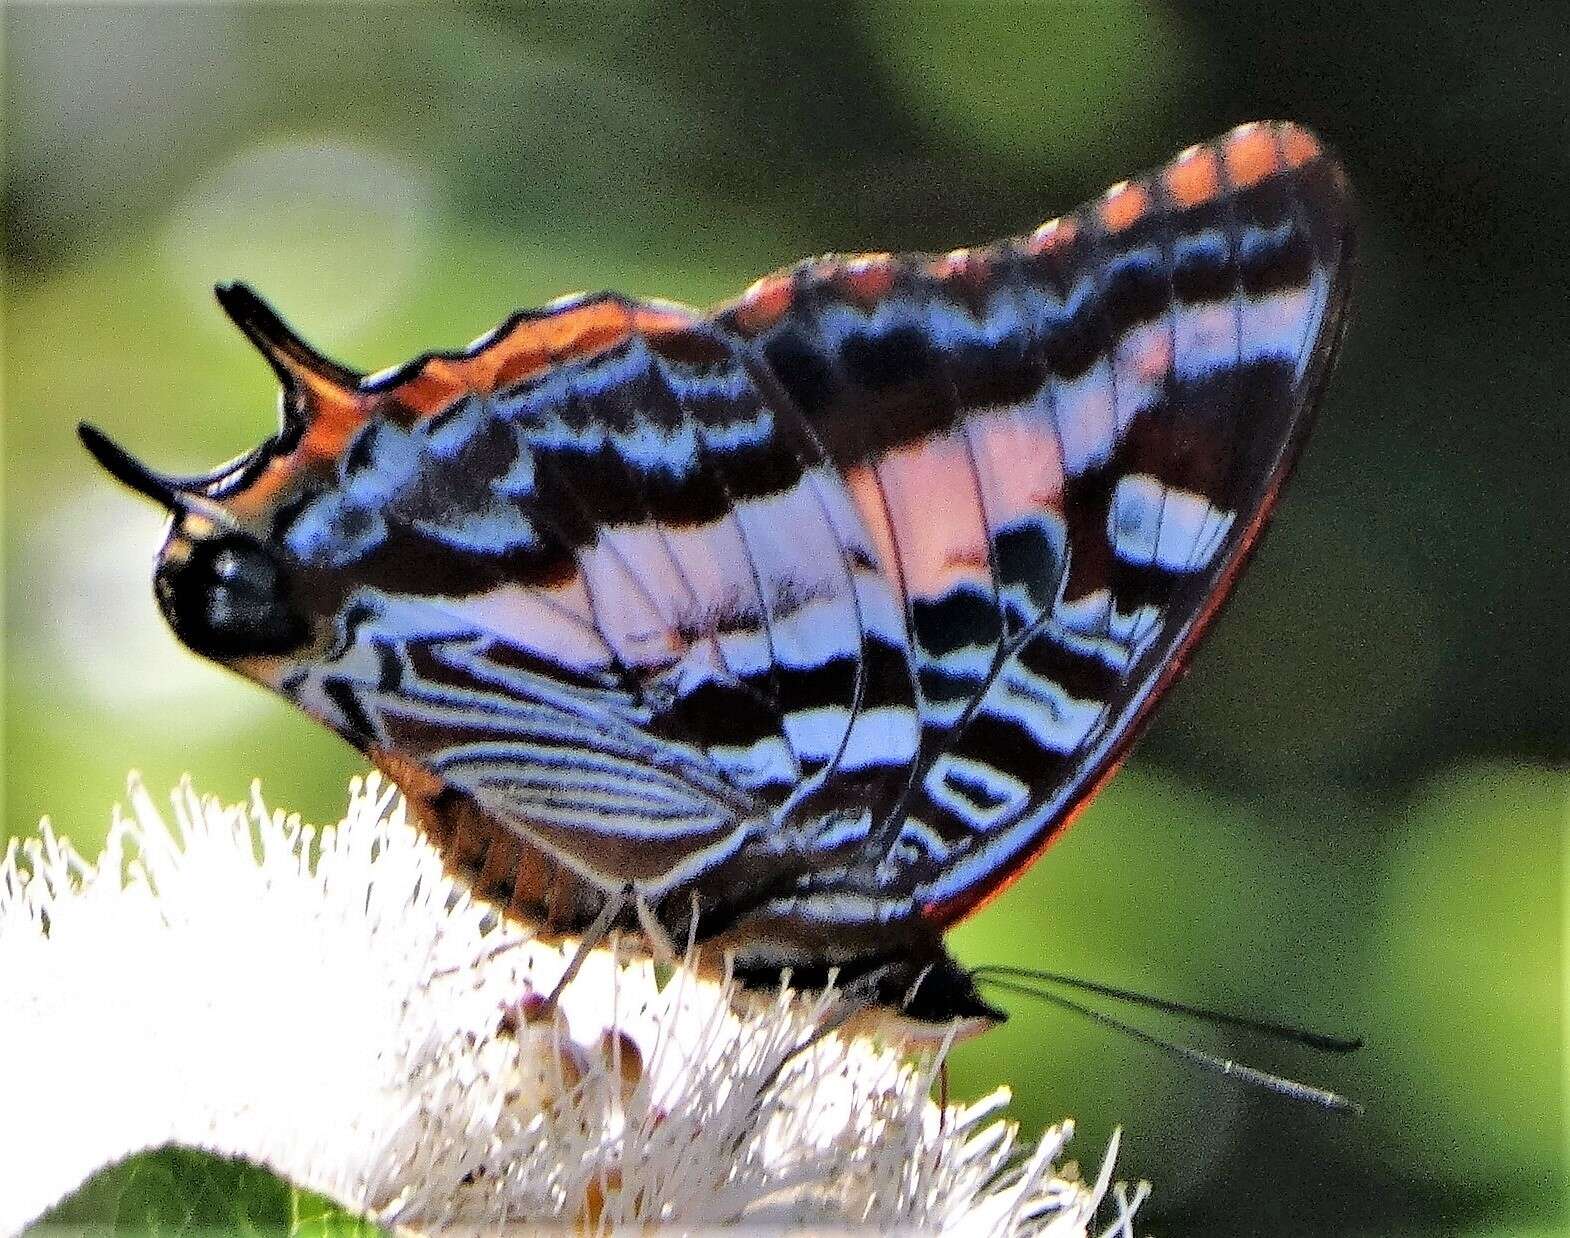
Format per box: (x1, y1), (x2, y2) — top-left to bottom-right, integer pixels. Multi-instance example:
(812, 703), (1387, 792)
(1166, 145), (1221, 208)
(299, 401), (368, 462)
(215, 294), (704, 526)
(631, 304), (695, 335)
(218, 455), (300, 520)
(1280, 122), (1323, 169)
(732, 274), (794, 334)
(1100, 181), (1150, 232)
(390, 358), (497, 418)
(1225, 122), (1281, 188)
(368, 298), (681, 420)
(511, 300), (634, 370)
(1027, 216), (1076, 255)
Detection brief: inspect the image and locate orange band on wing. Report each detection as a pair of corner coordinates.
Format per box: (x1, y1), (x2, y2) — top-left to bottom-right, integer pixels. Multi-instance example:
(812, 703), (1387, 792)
(732, 273), (796, 334)
(1280, 123), (1324, 169)
(1100, 181), (1151, 233)
(1166, 145), (1222, 208)
(1027, 216), (1076, 255)
(836, 254), (897, 309)
(1224, 122), (1282, 188)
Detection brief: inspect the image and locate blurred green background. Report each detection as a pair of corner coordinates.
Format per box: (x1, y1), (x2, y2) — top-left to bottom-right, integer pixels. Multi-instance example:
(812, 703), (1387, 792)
(5, 3), (1566, 1234)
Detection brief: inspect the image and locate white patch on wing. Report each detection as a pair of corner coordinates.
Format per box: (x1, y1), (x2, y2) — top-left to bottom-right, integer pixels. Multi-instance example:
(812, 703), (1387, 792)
(613, 415), (700, 478)
(920, 694), (969, 729)
(578, 529), (681, 670)
(1108, 473), (1237, 572)
(660, 640), (731, 700)
(867, 434), (992, 604)
(809, 810), (872, 852)
(967, 406), (1066, 533)
(714, 624), (776, 680)
(1172, 301), (1239, 380)
(812, 470), (909, 646)
(770, 594), (860, 673)
(832, 704), (920, 774)
(708, 733), (800, 792)
(1241, 284), (1321, 378)
(981, 658), (1104, 755)
(1171, 286), (1318, 383)
(1112, 320), (1173, 431)
(783, 704), (850, 765)
(1051, 358), (1118, 476)
(730, 475), (864, 667)
(1050, 588), (1164, 673)
(656, 515), (766, 632)
(448, 580), (611, 674)
(924, 754), (1030, 832)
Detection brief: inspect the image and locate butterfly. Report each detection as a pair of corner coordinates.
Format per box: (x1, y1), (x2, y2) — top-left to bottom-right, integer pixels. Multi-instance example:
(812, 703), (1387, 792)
(82, 121), (1353, 1035)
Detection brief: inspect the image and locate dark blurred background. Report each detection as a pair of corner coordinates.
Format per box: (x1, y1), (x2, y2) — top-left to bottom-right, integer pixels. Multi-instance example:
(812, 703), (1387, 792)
(5, 4), (1566, 1235)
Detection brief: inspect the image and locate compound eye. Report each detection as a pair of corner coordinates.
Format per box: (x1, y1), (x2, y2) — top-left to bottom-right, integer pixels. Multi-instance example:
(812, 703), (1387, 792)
(155, 534), (309, 658)
(210, 547), (249, 582)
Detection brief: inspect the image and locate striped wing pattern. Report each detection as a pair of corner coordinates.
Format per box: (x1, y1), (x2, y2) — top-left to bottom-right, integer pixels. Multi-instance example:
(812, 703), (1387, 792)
(256, 122), (1352, 927)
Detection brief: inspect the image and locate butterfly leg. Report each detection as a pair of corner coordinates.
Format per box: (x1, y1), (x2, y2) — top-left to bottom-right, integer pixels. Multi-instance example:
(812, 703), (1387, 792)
(720, 961), (904, 1158)
(532, 884), (632, 1019)
(633, 891), (681, 971)
(936, 1058), (951, 1156)
(755, 961), (904, 1081)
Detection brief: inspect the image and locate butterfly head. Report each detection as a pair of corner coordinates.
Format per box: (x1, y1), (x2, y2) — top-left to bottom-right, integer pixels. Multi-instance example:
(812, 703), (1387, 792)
(77, 420), (314, 663)
(76, 284), (371, 670)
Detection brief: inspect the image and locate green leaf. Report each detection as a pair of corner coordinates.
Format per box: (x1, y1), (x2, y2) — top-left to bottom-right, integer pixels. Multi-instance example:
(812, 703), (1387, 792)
(289, 1187), (386, 1237)
(35, 1145), (386, 1236)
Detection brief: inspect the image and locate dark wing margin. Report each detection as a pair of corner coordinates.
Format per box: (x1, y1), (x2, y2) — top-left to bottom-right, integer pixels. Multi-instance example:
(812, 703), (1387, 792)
(712, 122), (1355, 924)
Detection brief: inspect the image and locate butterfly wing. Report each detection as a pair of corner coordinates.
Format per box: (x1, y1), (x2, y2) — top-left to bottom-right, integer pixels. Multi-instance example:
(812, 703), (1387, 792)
(709, 121), (1355, 924)
(152, 122), (1349, 932)
(258, 294), (797, 900)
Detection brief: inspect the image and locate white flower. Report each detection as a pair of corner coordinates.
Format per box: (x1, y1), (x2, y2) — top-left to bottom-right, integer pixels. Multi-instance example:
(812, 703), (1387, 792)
(0, 774), (1146, 1235)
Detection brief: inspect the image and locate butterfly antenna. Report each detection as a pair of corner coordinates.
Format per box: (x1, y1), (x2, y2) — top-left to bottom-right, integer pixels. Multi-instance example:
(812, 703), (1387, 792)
(971, 965), (1362, 1053)
(974, 971), (1362, 1114)
(78, 423), (189, 511)
(78, 424), (242, 528)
